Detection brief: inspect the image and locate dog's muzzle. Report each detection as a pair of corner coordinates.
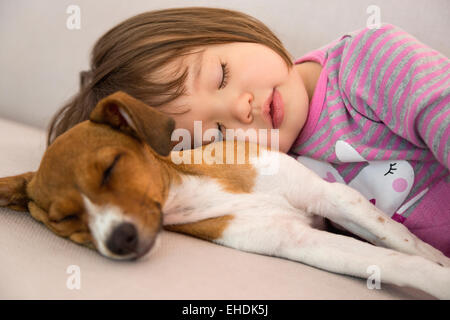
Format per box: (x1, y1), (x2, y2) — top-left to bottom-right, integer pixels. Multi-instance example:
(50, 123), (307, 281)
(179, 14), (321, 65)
(104, 222), (157, 260)
(106, 222), (139, 256)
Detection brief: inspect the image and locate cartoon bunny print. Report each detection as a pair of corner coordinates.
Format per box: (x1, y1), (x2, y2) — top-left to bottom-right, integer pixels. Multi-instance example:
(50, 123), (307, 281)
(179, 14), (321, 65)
(296, 140), (428, 221)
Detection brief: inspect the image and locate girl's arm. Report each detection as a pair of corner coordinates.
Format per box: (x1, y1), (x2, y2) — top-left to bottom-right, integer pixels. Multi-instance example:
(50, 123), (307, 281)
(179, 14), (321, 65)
(337, 23), (449, 170)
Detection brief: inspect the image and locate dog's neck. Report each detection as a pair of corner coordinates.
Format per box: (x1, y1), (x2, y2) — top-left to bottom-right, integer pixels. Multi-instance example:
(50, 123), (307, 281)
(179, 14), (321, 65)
(155, 146), (257, 225)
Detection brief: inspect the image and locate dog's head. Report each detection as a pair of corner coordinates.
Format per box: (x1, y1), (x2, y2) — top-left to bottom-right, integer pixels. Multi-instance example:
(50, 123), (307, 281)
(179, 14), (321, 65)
(0, 91), (175, 260)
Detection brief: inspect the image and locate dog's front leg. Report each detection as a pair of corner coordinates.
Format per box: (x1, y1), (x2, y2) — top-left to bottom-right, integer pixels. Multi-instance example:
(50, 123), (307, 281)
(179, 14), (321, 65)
(216, 214), (450, 299)
(266, 154), (450, 267)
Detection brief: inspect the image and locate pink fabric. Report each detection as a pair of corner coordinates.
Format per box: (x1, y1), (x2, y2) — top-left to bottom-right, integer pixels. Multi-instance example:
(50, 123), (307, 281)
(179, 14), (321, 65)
(289, 24), (450, 256)
(292, 63), (328, 146)
(392, 213), (406, 223)
(404, 181), (450, 257)
(292, 41), (337, 147)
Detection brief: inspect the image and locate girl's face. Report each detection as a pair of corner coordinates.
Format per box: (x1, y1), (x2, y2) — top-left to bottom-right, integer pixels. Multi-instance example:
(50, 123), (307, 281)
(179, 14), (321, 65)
(160, 42), (309, 153)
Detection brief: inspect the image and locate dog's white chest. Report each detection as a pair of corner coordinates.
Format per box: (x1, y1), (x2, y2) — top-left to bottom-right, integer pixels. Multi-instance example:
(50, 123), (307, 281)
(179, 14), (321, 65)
(161, 173), (293, 226)
(161, 148), (319, 227)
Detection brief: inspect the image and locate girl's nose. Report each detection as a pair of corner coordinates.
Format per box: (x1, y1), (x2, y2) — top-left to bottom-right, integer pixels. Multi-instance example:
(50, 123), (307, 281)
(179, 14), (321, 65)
(231, 92), (253, 124)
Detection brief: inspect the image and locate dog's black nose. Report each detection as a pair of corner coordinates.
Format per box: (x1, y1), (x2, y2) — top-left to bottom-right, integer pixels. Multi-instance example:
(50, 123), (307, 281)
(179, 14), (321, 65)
(106, 222), (138, 255)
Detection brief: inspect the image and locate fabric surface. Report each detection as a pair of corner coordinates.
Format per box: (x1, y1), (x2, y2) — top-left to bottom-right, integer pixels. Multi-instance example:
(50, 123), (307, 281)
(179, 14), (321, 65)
(0, 117), (432, 299)
(289, 24), (449, 255)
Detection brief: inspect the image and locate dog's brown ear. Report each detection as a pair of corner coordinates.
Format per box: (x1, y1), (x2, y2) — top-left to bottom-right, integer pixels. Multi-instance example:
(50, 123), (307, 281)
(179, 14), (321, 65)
(0, 172), (34, 211)
(89, 91), (176, 156)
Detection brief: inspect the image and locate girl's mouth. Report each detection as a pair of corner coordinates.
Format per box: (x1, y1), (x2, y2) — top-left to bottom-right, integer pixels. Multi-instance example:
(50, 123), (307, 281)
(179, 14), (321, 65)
(269, 89), (284, 129)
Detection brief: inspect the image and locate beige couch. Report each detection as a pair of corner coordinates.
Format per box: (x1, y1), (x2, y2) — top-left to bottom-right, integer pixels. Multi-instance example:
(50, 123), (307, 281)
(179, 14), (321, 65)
(1, 0), (447, 300)
(0, 117), (432, 299)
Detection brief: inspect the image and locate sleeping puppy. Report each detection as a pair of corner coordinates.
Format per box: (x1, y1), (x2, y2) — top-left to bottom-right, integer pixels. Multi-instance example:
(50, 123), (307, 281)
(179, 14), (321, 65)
(0, 91), (449, 298)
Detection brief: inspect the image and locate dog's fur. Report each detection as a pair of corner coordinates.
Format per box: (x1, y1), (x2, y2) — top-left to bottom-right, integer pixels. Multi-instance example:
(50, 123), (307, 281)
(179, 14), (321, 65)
(1, 91), (449, 298)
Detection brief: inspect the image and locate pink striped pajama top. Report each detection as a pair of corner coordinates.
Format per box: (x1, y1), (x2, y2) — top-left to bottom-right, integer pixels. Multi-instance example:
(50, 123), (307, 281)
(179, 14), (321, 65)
(288, 24), (450, 256)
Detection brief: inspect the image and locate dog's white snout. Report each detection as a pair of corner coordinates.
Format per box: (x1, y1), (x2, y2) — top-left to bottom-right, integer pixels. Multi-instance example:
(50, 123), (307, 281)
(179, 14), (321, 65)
(82, 194), (158, 260)
(82, 195), (135, 258)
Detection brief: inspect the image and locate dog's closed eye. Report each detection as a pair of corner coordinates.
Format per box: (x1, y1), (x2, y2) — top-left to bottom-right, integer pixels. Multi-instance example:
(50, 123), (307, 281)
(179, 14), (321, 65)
(101, 154), (122, 186)
(59, 214), (79, 222)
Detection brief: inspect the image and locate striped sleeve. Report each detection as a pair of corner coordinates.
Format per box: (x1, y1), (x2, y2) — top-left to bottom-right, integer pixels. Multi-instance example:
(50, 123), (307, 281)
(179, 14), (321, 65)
(338, 24), (450, 169)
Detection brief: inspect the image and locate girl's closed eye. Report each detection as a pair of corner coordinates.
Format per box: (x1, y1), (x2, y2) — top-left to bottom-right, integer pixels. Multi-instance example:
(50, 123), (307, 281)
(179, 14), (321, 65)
(219, 62), (229, 89)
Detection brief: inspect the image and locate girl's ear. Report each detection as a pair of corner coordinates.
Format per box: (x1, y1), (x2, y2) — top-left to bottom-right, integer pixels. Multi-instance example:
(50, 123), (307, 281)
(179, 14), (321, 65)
(0, 172), (35, 212)
(89, 91), (176, 156)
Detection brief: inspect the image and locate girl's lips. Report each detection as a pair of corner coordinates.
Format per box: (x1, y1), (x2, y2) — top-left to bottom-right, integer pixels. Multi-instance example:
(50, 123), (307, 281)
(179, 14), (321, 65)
(271, 89), (284, 129)
(262, 88), (285, 129)
(262, 91), (274, 128)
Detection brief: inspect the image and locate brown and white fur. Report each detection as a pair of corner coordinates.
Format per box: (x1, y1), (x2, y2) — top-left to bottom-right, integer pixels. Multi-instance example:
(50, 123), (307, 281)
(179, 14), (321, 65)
(0, 91), (449, 299)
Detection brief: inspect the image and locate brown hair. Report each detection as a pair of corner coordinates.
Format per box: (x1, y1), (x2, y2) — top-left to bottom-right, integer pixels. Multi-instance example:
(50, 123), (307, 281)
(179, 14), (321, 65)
(47, 7), (293, 146)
